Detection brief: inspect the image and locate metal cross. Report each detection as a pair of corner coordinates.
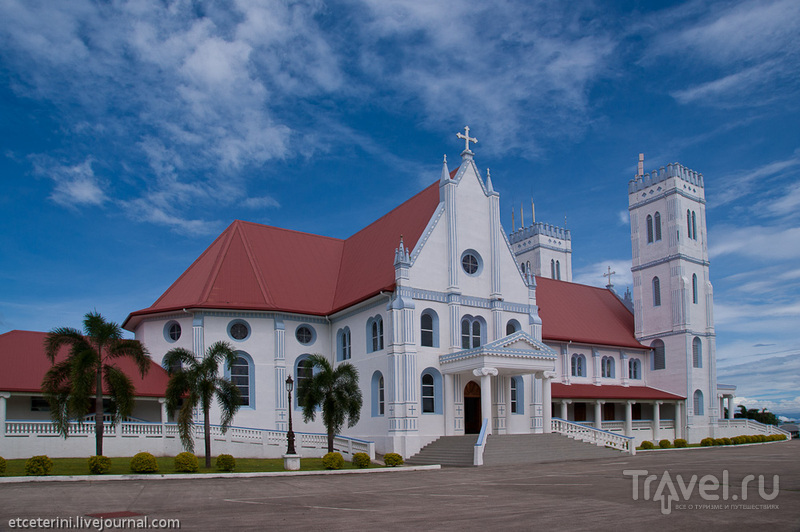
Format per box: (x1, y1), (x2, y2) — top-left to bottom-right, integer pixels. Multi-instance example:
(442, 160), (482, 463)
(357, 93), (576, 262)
(603, 266), (616, 288)
(457, 126), (478, 152)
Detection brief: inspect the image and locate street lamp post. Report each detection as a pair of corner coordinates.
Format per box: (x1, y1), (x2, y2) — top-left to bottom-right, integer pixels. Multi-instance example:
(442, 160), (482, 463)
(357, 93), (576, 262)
(286, 376), (296, 456)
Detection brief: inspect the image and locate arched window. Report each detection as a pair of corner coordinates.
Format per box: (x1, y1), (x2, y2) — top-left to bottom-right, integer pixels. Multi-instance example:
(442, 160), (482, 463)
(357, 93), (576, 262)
(526, 261), (531, 274)
(510, 376), (524, 414)
(556, 260), (561, 280)
(366, 316), (384, 353)
(571, 353), (586, 377)
(506, 319), (521, 335)
(692, 211), (697, 240)
(551, 259), (555, 279)
(693, 389), (704, 415)
(652, 277), (661, 307)
(629, 358), (641, 380)
(601, 356), (615, 378)
(296, 355), (314, 408)
(420, 309), (439, 348)
(371, 371), (385, 417)
(337, 327), (351, 361)
(646, 215), (654, 243)
(692, 274), (698, 304)
(654, 212), (662, 241)
(461, 316), (484, 349)
(420, 368), (443, 414)
(687, 210), (692, 239)
(693, 337), (702, 368)
(651, 339), (666, 370)
(228, 353), (253, 407)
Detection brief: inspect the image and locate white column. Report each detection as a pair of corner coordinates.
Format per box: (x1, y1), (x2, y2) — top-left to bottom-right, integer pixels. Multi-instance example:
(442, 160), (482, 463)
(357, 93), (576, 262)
(624, 401), (633, 437)
(474, 368), (498, 436)
(719, 395), (724, 419)
(595, 400), (604, 430)
(444, 373), (455, 436)
(542, 372), (553, 434)
(652, 401), (661, 442)
(560, 400), (570, 420)
(0, 392), (9, 439)
(727, 396), (735, 420)
(675, 402), (684, 439)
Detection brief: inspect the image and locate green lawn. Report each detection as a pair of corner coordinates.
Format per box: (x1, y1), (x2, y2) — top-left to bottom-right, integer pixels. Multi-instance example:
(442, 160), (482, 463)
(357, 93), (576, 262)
(2, 456), (375, 477)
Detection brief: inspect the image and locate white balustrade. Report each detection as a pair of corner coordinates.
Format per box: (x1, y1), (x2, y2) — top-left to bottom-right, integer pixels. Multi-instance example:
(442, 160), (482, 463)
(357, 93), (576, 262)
(551, 417), (635, 455)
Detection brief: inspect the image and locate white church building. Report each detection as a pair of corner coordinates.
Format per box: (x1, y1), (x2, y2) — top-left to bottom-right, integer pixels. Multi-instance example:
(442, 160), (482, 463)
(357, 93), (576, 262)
(2, 130), (784, 461)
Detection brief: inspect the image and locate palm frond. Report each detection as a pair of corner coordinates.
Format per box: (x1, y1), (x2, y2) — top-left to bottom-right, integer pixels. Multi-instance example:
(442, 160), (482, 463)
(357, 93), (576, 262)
(43, 328), (84, 363)
(177, 392), (197, 452)
(108, 338), (151, 377)
(104, 365), (135, 425)
(214, 377), (242, 432)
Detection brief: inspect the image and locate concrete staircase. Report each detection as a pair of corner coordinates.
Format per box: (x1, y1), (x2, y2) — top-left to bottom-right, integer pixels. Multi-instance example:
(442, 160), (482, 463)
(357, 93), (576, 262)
(406, 433), (624, 467)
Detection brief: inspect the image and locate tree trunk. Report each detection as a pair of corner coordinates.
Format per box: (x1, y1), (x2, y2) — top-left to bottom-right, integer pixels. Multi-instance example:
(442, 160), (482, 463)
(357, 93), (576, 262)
(327, 427), (335, 454)
(204, 403), (212, 468)
(95, 364), (104, 456)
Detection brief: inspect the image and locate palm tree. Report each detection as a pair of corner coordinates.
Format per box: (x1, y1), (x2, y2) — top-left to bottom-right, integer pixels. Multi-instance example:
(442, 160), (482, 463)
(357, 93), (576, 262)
(42, 311), (151, 456)
(163, 341), (242, 468)
(298, 354), (362, 453)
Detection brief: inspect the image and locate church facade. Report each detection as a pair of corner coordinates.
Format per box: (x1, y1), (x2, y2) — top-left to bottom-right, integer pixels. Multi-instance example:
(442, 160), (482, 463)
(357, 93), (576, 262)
(121, 136), (738, 457)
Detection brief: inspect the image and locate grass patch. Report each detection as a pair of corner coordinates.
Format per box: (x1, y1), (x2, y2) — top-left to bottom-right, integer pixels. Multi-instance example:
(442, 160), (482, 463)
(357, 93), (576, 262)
(2, 456), (374, 477)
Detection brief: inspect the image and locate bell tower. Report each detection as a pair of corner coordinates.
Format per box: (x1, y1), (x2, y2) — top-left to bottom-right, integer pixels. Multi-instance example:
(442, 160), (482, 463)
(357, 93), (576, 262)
(628, 155), (718, 440)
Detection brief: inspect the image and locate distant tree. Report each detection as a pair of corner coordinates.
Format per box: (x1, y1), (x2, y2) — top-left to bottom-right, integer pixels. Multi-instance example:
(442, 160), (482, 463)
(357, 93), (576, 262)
(734, 404), (779, 425)
(163, 342), (241, 468)
(298, 354), (362, 453)
(42, 311), (151, 456)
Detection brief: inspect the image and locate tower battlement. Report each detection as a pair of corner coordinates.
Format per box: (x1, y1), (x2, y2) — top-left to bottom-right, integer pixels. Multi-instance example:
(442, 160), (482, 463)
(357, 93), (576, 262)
(509, 222), (571, 244)
(628, 162), (704, 195)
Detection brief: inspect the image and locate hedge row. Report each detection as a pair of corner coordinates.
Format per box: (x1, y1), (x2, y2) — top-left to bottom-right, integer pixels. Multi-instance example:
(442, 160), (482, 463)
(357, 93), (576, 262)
(701, 434), (787, 446)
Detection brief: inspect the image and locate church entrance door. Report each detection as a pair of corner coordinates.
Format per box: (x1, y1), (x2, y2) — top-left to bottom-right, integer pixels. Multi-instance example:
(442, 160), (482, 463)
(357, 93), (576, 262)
(464, 381), (482, 434)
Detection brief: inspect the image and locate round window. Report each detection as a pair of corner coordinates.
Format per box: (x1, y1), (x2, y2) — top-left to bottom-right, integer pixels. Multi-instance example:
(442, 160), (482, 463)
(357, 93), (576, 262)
(461, 250), (482, 275)
(296, 325), (314, 345)
(164, 321), (181, 342)
(229, 321), (250, 341)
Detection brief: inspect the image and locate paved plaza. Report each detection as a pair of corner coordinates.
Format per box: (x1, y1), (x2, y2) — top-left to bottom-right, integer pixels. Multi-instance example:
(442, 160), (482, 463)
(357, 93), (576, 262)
(1, 441), (798, 531)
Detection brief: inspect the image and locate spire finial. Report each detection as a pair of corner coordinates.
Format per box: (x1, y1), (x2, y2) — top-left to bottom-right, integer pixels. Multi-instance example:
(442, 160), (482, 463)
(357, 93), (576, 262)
(638, 153), (645, 177)
(440, 153), (451, 184)
(603, 266), (616, 290)
(485, 168), (493, 192)
(512, 207), (516, 232)
(531, 198), (535, 224)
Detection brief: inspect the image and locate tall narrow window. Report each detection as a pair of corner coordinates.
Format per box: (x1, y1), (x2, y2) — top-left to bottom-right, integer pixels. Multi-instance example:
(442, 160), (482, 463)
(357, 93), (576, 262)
(693, 337), (702, 368)
(693, 389), (704, 415)
(337, 328), (351, 361)
(370, 317), (384, 352)
(646, 215), (654, 243)
(601, 356), (615, 378)
(692, 211), (697, 240)
(556, 260), (561, 280)
(421, 373), (435, 413)
(510, 378), (518, 414)
(654, 212), (662, 241)
(551, 259), (556, 279)
(629, 358), (641, 379)
(378, 375), (385, 415)
(471, 321), (481, 348)
(371, 371), (385, 417)
(230, 355), (251, 406)
(461, 317), (482, 349)
(653, 277), (661, 307)
(297, 358), (313, 407)
(571, 353), (586, 377)
(692, 274), (698, 304)
(421, 312), (434, 347)
(651, 339), (666, 370)
(687, 210), (692, 239)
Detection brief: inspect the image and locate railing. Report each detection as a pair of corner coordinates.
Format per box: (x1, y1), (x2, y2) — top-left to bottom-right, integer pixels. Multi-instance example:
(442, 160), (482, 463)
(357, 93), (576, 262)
(552, 417), (635, 455)
(4, 420), (376, 459)
(717, 419), (791, 438)
(473, 418), (489, 466)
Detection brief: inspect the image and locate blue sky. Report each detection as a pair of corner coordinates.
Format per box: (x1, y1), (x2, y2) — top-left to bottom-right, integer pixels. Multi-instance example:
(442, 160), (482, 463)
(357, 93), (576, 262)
(1, 0), (798, 419)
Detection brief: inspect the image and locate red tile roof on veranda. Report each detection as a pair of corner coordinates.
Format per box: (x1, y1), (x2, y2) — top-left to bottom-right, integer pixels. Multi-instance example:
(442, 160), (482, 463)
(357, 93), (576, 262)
(552, 382), (684, 400)
(0, 330), (169, 397)
(125, 181), (442, 327)
(535, 277), (645, 349)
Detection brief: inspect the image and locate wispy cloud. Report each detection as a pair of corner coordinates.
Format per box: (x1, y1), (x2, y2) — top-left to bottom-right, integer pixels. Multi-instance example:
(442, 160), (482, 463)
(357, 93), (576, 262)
(572, 259), (633, 289)
(31, 156), (108, 208)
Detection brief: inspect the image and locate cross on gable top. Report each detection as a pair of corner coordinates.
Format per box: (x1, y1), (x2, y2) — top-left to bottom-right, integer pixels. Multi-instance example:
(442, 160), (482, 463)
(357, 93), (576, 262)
(456, 126), (477, 152)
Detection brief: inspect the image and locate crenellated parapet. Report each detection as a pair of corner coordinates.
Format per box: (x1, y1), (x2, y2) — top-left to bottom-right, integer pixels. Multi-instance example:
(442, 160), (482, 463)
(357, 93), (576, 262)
(628, 162), (705, 194)
(509, 222), (571, 244)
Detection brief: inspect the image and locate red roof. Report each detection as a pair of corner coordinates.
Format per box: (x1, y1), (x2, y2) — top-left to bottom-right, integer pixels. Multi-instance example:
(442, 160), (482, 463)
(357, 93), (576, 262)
(536, 277), (645, 349)
(552, 383), (684, 400)
(125, 182), (441, 327)
(0, 330), (169, 397)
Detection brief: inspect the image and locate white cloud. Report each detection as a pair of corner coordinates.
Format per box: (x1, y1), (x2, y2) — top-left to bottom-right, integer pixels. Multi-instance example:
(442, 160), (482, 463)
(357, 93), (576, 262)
(709, 225), (800, 261)
(617, 210), (629, 225)
(710, 155), (800, 207)
(242, 196), (281, 209)
(572, 259), (632, 289)
(31, 156), (107, 208)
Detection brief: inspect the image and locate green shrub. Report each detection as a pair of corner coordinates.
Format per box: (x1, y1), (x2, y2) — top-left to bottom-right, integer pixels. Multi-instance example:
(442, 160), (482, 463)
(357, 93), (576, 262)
(88, 456), (112, 475)
(216, 454), (236, 472)
(700, 437), (714, 447)
(713, 438), (725, 446)
(352, 452), (371, 469)
(0, 456), (6, 476)
(25, 455), (53, 476)
(759, 434), (767, 442)
(674, 439), (688, 448)
(174, 452), (198, 473)
(640, 441), (655, 450)
(658, 439), (672, 449)
(722, 438), (732, 446)
(322, 452), (344, 470)
(130, 452), (159, 473)
(732, 436), (744, 445)
(384, 453), (404, 467)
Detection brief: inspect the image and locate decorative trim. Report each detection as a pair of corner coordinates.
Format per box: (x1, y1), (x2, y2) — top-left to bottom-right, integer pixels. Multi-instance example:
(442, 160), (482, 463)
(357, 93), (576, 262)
(631, 253), (709, 272)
